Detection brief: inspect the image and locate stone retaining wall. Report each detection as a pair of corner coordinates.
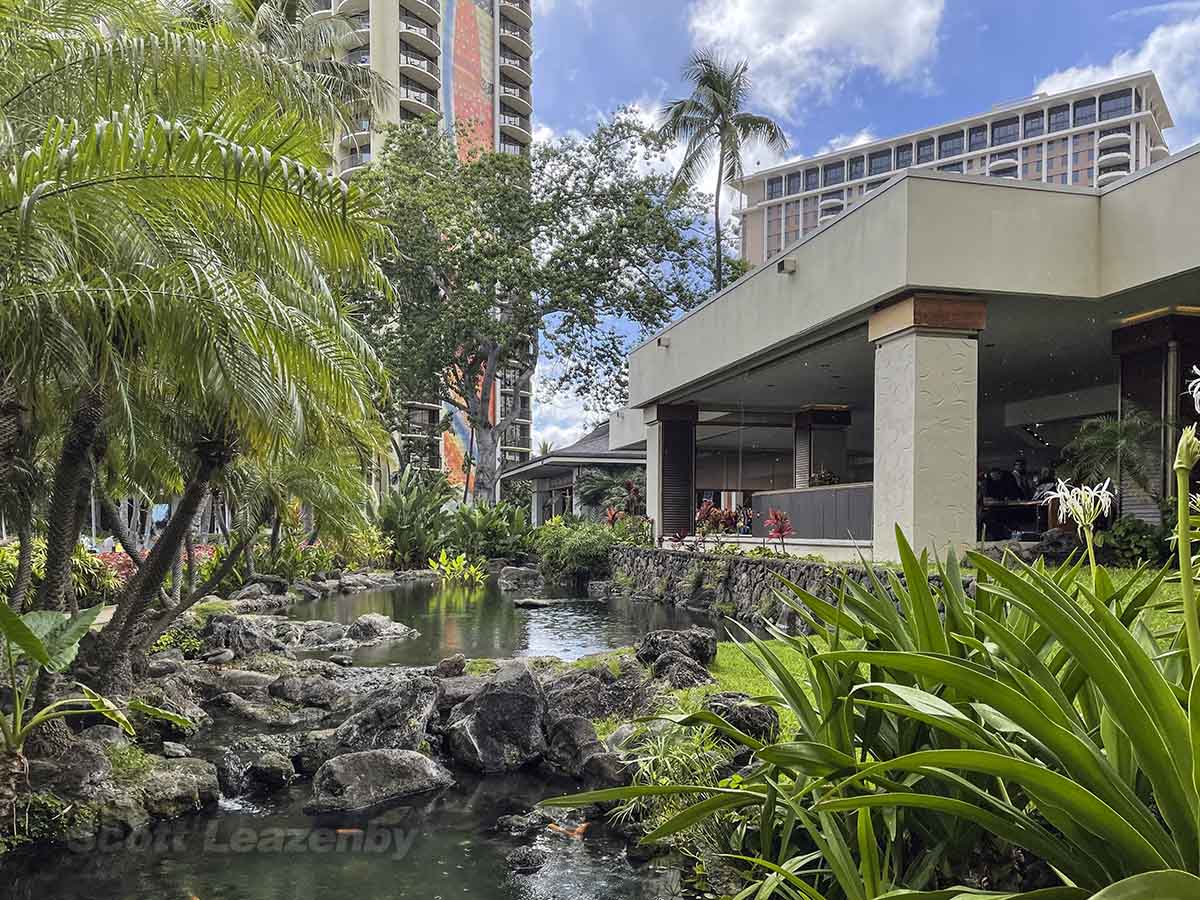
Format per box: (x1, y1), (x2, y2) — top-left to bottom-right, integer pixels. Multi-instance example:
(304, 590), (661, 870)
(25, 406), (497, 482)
(607, 547), (962, 627)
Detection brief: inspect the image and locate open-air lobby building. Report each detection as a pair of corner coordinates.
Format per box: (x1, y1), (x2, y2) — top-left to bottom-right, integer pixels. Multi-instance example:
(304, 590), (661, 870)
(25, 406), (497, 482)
(607, 70), (1200, 561)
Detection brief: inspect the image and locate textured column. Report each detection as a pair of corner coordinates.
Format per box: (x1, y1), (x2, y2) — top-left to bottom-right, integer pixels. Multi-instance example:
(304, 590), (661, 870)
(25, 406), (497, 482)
(870, 295), (984, 561)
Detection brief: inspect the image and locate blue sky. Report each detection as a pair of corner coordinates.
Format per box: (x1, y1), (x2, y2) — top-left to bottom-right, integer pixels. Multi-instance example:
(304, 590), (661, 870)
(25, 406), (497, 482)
(527, 0), (1200, 450)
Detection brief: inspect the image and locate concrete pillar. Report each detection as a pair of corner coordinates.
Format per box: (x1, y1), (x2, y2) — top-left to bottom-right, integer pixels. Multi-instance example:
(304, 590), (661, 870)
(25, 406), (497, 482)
(644, 404), (697, 540)
(869, 294), (986, 561)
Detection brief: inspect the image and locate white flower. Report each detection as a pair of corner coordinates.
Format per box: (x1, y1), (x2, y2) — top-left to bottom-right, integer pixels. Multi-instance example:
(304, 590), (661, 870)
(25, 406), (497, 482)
(1189, 365), (1200, 414)
(1043, 479), (1115, 536)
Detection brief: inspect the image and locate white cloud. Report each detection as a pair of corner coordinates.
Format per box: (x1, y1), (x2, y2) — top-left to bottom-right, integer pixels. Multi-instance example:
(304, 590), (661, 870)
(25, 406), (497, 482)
(686, 0), (945, 119)
(532, 0), (593, 23)
(814, 129), (878, 155)
(1111, 2), (1200, 20)
(1035, 17), (1200, 148)
(531, 361), (589, 452)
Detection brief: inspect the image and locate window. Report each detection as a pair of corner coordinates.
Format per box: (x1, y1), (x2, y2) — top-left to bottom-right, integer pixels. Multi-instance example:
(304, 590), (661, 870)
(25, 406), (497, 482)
(766, 176), (783, 199)
(1048, 105), (1070, 132)
(802, 196), (818, 233)
(895, 143), (913, 168)
(848, 156), (865, 180)
(1100, 89), (1132, 121)
(968, 125), (988, 151)
(991, 116), (1019, 145)
(766, 204), (782, 256)
(823, 161), (845, 186)
(938, 131), (963, 159)
(804, 168), (819, 191)
(916, 138), (934, 163)
(786, 172), (803, 194)
(868, 149), (891, 175)
(939, 161), (963, 173)
(1024, 111), (1044, 138)
(1073, 97), (1096, 126)
(784, 200), (802, 244)
(867, 179), (888, 191)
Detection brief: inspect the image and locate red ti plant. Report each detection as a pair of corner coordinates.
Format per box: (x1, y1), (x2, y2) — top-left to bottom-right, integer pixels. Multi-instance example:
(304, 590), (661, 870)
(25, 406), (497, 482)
(604, 506), (624, 527)
(764, 507), (793, 553)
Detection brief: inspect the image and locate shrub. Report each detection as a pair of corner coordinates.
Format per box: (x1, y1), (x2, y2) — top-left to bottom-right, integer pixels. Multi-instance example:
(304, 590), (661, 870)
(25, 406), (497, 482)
(428, 550), (486, 586)
(0, 539), (123, 606)
(446, 502), (531, 561)
(611, 514), (654, 548)
(378, 467), (455, 568)
(1099, 515), (1169, 567)
(532, 519), (616, 584)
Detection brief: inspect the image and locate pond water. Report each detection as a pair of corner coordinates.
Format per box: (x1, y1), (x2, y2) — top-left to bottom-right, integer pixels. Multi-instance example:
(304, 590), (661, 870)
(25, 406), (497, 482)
(0, 581), (708, 900)
(1, 773), (682, 900)
(286, 579), (717, 667)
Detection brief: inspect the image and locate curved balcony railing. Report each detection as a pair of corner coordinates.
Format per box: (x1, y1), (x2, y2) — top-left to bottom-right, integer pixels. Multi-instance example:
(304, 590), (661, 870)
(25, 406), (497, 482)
(500, 80), (532, 114)
(499, 21), (532, 57)
(1096, 167), (1129, 187)
(399, 16), (440, 56)
(499, 53), (532, 86)
(501, 0), (533, 27)
(499, 139), (526, 156)
(400, 0), (441, 25)
(499, 108), (531, 142)
(399, 81), (438, 116)
(398, 49), (441, 87)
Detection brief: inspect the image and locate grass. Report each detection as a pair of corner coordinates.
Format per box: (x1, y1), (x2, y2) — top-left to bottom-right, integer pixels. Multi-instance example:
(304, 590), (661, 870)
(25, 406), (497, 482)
(104, 743), (154, 784)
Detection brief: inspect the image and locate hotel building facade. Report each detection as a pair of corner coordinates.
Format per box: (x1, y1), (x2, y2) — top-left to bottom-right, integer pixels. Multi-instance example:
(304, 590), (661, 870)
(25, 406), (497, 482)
(313, 0), (536, 488)
(738, 73), (1171, 266)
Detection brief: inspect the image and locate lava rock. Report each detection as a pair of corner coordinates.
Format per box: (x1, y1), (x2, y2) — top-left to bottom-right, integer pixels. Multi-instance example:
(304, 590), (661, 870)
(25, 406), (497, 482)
(200, 648), (235, 665)
(161, 741), (191, 759)
(147, 648), (185, 677)
(346, 613), (417, 643)
(435, 675), (488, 715)
(304, 750), (453, 814)
(545, 715), (605, 778)
(542, 659), (657, 722)
(498, 566), (544, 593)
(268, 674), (346, 710)
(228, 582), (272, 602)
(246, 751), (295, 792)
(506, 846), (549, 874)
(332, 676), (438, 752)
(80, 724), (129, 747)
(435, 654), (466, 678)
(652, 650), (715, 689)
(330, 654), (354, 667)
(135, 758), (221, 819)
(201, 614), (286, 658)
(703, 692), (780, 743)
(208, 692), (329, 727)
(495, 808), (562, 836)
(447, 662), (547, 772)
(635, 626), (718, 667)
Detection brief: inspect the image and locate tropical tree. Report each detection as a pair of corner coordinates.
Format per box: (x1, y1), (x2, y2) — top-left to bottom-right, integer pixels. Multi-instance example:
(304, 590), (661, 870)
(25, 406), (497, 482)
(537, 439), (555, 457)
(361, 111), (720, 503)
(659, 50), (788, 292)
(0, 0), (389, 703)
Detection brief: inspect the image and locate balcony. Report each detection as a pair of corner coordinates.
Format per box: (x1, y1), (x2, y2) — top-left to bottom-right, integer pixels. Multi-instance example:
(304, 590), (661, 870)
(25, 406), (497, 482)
(499, 53), (532, 86)
(306, 0), (332, 22)
(1096, 149), (1131, 169)
(499, 79), (532, 116)
(400, 0), (441, 26)
(399, 80), (438, 117)
(339, 116), (371, 149)
(345, 48), (370, 67)
(499, 107), (532, 143)
(1097, 128), (1131, 151)
(499, 21), (532, 58)
(399, 15), (440, 57)
(345, 12), (369, 42)
(336, 0), (367, 14)
(398, 46), (441, 90)
(500, 0), (533, 28)
(1096, 166), (1130, 187)
(340, 149), (371, 181)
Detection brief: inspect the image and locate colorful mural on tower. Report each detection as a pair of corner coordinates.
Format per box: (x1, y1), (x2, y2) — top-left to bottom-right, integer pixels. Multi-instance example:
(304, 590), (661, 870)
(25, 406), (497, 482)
(439, 0), (500, 490)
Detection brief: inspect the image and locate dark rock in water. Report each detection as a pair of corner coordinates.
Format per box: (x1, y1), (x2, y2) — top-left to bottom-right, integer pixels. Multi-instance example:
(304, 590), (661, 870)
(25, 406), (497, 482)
(212, 668), (276, 698)
(506, 845), (549, 874)
(332, 676), (438, 753)
(587, 580), (615, 601)
(345, 613), (418, 644)
(498, 566), (544, 593)
(201, 614), (286, 658)
(652, 650), (715, 689)
(161, 741), (191, 759)
(447, 662), (547, 772)
(135, 758), (221, 819)
(703, 692), (780, 743)
(304, 750), (453, 814)
(636, 626), (718, 667)
(246, 751), (294, 792)
(290, 580), (325, 602)
(542, 659), (657, 722)
(512, 597), (557, 608)
(200, 648), (235, 665)
(495, 808), (563, 836)
(268, 674), (347, 711)
(544, 715), (605, 778)
(330, 653), (354, 667)
(435, 653), (466, 678)
(218, 730), (337, 794)
(229, 582), (272, 602)
(80, 724), (128, 747)
(245, 574), (289, 594)
(582, 751), (631, 789)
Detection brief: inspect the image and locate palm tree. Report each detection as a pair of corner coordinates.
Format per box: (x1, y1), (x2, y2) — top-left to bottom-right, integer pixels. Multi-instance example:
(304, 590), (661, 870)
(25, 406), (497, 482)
(537, 438), (555, 457)
(659, 51), (788, 292)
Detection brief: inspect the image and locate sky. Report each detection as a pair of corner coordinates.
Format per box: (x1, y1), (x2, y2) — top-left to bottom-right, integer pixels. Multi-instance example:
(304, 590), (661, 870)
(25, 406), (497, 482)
(526, 0), (1200, 452)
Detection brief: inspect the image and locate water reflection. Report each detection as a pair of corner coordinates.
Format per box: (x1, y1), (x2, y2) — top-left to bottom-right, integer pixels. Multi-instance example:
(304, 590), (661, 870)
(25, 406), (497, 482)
(286, 580), (716, 666)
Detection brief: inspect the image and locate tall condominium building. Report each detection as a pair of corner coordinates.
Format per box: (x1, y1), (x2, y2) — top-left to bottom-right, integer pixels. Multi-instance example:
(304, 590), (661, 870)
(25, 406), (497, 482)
(737, 72), (1171, 266)
(314, 0), (536, 488)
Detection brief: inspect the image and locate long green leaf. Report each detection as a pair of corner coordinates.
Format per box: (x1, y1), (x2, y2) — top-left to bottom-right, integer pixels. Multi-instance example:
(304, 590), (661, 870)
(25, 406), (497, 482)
(0, 601), (51, 666)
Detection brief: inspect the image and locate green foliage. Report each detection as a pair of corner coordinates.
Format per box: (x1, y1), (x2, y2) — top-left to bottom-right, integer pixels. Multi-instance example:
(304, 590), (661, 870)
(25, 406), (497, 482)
(446, 502), (531, 561)
(532, 519), (617, 584)
(575, 467), (646, 515)
(427, 550), (486, 587)
(0, 792), (97, 852)
(546, 524), (1200, 899)
(378, 467), (456, 569)
(103, 744), (155, 784)
(1099, 515), (1170, 567)
(148, 623), (203, 657)
(610, 514), (654, 548)
(0, 539), (122, 607)
(1064, 411), (1163, 503)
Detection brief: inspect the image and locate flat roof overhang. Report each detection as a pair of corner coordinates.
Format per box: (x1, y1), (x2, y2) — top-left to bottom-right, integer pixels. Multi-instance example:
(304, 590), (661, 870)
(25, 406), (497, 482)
(628, 144), (1200, 411)
(499, 452), (645, 482)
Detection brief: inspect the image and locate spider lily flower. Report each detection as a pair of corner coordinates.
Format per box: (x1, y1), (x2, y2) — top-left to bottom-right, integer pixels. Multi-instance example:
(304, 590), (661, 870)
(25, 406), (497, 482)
(1177, 424), (1200, 474)
(1189, 365), (1200, 413)
(1042, 479), (1115, 537)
